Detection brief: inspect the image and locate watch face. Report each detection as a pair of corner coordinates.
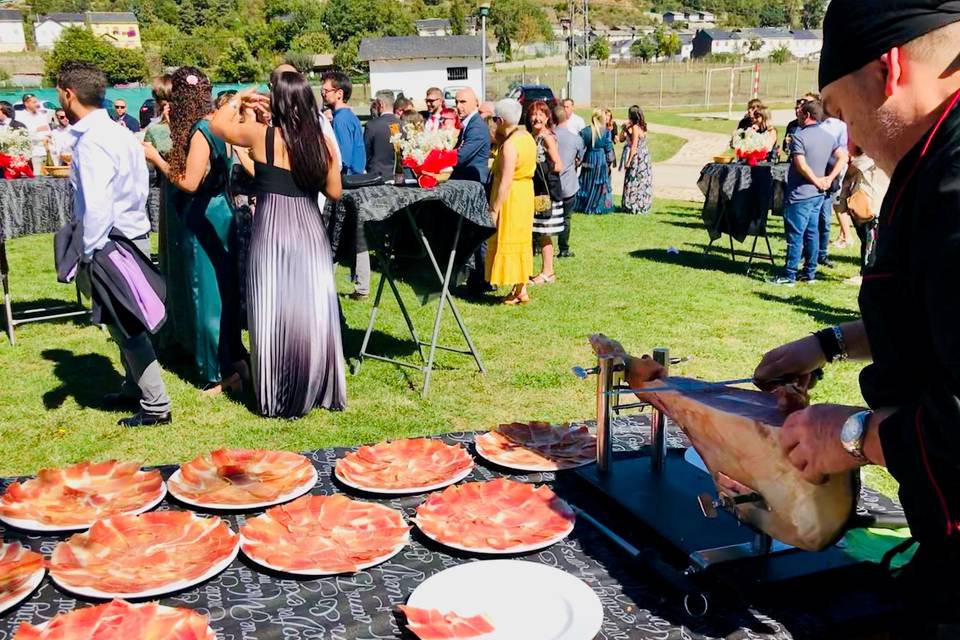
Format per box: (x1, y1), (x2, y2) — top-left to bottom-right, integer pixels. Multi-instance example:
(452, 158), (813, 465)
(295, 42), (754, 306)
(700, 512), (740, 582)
(841, 413), (863, 445)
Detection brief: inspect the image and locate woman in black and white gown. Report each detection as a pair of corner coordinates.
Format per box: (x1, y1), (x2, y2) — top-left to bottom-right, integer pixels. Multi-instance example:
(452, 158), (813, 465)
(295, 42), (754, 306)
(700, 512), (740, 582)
(211, 72), (346, 417)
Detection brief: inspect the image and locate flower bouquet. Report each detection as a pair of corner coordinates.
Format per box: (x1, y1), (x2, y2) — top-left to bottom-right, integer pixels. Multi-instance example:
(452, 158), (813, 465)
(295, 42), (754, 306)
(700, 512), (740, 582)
(731, 128), (772, 167)
(389, 124), (458, 188)
(0, 127), (34, 179)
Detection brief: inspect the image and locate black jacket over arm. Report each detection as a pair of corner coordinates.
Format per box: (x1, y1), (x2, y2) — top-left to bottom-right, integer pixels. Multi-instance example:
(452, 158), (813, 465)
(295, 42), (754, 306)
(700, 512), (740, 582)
(860, 97), (960, 552)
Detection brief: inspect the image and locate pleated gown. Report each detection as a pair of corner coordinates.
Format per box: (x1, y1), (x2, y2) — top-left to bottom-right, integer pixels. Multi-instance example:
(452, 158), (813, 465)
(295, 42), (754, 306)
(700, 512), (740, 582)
(249, 126), (347, 417)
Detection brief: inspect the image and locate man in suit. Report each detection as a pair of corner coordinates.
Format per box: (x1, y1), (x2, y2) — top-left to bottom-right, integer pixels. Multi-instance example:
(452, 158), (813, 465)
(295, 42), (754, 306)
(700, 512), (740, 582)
(364, 95), (401, 181)
(450, 88), (493, 296)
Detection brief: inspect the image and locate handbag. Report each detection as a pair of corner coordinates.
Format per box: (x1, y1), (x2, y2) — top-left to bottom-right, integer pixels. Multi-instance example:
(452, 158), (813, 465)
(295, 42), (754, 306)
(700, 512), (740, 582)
(534, 136), (564, 203)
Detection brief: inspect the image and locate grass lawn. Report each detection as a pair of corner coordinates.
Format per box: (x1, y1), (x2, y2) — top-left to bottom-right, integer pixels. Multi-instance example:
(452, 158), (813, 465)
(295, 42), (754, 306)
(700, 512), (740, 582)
(0, 200), (896, 497)
(645, 131), (686, 162)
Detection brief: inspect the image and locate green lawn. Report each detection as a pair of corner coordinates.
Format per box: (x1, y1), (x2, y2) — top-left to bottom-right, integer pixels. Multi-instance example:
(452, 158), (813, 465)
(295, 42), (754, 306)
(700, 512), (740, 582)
(0, 201), (895, 497)
(646, 132), (686, 162)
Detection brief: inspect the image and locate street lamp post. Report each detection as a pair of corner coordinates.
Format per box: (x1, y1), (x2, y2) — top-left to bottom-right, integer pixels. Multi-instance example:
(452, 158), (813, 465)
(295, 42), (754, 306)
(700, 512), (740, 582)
(561, 17), (571, 99)
(478, 1), (491, 101)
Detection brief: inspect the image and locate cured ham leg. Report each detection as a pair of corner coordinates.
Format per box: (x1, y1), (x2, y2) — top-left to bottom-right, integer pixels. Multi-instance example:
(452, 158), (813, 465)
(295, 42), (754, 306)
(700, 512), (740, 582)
(397, 605), (494, 639)
(636, 378), (856, 551)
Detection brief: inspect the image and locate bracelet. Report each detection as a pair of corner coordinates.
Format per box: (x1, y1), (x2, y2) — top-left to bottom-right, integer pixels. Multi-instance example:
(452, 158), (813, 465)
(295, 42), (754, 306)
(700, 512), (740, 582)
(813, 326), (848, 363)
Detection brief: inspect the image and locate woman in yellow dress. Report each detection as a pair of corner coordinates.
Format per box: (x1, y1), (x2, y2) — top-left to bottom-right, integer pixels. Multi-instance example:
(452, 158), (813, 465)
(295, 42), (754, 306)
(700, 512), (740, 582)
(486, 98), (536, 305)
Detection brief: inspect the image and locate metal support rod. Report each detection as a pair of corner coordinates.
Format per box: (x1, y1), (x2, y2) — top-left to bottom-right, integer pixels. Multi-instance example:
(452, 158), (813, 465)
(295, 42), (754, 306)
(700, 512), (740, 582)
(1, 241), (15, 345)
(650, 347), (669, 472)
(596, 355), (614, 473)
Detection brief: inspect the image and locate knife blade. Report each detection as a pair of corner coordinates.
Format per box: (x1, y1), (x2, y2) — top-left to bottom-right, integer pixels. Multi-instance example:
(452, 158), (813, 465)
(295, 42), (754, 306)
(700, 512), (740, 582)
(606, 377), (755, 396)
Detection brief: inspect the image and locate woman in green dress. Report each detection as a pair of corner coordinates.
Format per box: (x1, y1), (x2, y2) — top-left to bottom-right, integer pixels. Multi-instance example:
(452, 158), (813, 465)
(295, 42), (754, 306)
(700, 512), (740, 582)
(143, 67), (247, 395)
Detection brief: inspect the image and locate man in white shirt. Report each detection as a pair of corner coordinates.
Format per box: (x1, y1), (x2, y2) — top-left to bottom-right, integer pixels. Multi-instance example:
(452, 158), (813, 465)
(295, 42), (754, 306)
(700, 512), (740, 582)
(49, 108), (75, 160)
(561, 98), (586, 135)
(423, 87), (444, 132)
(15, 94), (52, 172)
(57, 61), (172, 428)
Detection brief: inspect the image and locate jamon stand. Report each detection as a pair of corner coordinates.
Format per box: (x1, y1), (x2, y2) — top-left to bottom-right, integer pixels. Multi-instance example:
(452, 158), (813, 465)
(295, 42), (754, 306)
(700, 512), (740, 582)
(573, 348), (891, 616)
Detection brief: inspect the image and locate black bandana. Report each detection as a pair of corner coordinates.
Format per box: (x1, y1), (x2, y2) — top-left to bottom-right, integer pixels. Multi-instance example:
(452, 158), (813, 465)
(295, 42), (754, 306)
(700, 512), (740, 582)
(819, 0), (960, 89)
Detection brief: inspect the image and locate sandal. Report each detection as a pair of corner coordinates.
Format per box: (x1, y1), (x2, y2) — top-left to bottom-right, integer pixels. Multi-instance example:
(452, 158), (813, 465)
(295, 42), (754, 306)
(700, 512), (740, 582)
(200, 373), (243, 398)
(529, 273), (556, 285)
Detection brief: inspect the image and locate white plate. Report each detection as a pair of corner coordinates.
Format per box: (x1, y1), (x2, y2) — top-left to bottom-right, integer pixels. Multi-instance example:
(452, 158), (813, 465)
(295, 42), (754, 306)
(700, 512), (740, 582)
(335, 461), (474, 495)
(474, 435), (595, 473)
(417, 517), (575, 555)
(406, 560), (603, 640)
(30, 603), (217, 639)
(240, 533), (409, 576)
(0, 567), (44, 616)
(167, 465), (318, 510)
(0, 482), (167, 533)
(51, 531), (240, 600)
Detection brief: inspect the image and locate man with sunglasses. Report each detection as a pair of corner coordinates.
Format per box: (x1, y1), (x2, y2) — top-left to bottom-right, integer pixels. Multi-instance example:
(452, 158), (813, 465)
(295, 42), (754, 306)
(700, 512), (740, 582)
(423, 87), (444, 132)
(113, 99), (140, 133)
(50, 108), (75, 159)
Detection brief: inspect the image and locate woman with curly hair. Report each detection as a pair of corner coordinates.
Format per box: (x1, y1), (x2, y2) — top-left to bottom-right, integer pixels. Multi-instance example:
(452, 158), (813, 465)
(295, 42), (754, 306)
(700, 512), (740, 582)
(143, 66), (248, 396)
(211, 70), (345, 417)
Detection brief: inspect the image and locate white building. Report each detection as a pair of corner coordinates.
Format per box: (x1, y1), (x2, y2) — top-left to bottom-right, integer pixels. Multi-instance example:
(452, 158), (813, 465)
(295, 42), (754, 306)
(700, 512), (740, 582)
(359, 36), (487, 108)
(33, 13), (85, 50)
(663, 10), (715, 28)
(692, 28), (822, 60)
(0, 10), (26, 53)
(415, 18), (477, 37)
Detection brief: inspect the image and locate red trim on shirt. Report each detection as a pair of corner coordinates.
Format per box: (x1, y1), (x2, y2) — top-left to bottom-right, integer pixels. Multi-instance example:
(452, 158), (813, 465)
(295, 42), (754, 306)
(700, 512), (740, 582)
(915, 407), (957, 537)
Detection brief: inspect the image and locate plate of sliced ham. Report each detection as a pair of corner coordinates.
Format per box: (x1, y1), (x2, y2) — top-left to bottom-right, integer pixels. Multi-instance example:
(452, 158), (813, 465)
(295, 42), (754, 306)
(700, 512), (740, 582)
(474, 422), (597, 472)
(14, 600), (216, 640)
(413, 478), (575, 554)
(49, 511), (239, 600)
(335, 439), (474, 495)
(240, 493), (409, 575)
(167, 449), (318, 510)
(0, 542), (45, 616)
(405, 560), (603, 640)
(0, 460), (166, 532)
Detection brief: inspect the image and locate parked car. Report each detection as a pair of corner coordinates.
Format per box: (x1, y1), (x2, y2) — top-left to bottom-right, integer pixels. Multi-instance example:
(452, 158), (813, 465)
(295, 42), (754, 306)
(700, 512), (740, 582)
(507, 84), (558, 111)
(139, 98), (155, 128)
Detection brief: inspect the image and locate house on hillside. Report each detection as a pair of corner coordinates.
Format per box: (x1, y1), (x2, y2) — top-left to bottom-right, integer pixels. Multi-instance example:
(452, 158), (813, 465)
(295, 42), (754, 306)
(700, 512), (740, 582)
(0, 10), (26, 52)
(360, 35), (487, 107)
(85, 12), (141, 49)
(692, 28), (823, 60)
(34, 13), (85, 50)
(415, 17), (477, 37)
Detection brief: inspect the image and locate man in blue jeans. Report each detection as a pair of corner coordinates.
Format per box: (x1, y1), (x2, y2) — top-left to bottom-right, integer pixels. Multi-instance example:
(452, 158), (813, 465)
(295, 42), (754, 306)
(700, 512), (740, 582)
(772, 100), (841, 286)
(816, 113), (850, 268)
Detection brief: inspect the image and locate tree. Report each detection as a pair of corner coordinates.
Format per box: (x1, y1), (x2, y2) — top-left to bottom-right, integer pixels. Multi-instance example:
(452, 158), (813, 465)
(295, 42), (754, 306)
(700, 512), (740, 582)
(332, 34), (363, 76)
(801, 0), (826, 28)
(449, 1), (466, 35)
(653, 26), (681, 59)
(321, 0), (414, 46)
(215, 39), (261, 82)
(770, 44), (791, 64)
(488, 0), (552, 57)
(589, 36), (609, 61)
(290, 30), (333, 53)
(629, 36), (656, 62)
(44, 26), (147, 85)
(758, 4), (789, 27)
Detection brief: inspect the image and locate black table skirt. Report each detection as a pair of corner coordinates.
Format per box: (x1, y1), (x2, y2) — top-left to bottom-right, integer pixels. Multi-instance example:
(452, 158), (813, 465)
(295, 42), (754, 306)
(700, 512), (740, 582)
(0, 177), (160, 242)
(697, 163), (789, 243)
(0, 416), (905, 640)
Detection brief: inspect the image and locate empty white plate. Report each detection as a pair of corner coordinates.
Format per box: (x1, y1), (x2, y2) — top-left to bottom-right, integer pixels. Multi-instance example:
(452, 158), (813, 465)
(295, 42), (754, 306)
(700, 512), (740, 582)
(406, 559), (603, 640)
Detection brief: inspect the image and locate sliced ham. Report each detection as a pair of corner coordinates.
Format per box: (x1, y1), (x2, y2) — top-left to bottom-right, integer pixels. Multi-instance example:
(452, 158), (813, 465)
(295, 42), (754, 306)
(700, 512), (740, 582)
(414, 478), (575, 551)
(170, 449), (316, 506)
(475, 422), (596, 470)
(0, 542), (43, 610)
(240, 494), (409, 574)
(49, 511), (238, 595)
(397, 605), (494, 639)
(14, 600), (214, 640)
(335, 439), (474, 491)
(0, 461), (163, 527)
(636, 378), (857, 551)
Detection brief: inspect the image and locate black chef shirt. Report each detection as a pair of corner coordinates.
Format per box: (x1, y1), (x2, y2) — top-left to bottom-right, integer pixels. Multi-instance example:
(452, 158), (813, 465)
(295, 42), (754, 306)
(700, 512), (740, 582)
(860, 91), (960, 553)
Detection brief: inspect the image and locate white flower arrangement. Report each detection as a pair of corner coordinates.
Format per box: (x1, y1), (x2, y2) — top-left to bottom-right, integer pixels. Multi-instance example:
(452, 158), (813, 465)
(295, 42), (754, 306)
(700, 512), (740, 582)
(389, 124), (458, 165)
(0, 127), (31, 157)
(731, 127), (772, 154)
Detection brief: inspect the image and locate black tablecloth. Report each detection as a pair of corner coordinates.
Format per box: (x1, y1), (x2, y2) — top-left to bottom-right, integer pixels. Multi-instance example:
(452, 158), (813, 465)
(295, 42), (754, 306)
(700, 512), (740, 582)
(697, 163), (789, 243)
(0, 178), (160, 242)
(0, 417), (905, 640)
(328, 181), (494, 276)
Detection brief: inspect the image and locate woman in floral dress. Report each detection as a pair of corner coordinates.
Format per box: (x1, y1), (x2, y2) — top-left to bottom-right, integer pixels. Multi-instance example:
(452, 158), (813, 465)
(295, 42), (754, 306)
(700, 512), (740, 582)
(620, 105), (653, 215)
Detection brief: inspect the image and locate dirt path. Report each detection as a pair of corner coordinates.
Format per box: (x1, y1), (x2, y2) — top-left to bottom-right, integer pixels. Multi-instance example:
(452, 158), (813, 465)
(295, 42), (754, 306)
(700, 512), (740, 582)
(612, 123), (730, 202)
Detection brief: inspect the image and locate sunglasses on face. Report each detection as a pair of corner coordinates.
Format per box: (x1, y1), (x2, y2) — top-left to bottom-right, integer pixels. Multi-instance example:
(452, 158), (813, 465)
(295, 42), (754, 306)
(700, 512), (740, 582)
(116, 105), (126, 110)
(426, 98), (440, 104)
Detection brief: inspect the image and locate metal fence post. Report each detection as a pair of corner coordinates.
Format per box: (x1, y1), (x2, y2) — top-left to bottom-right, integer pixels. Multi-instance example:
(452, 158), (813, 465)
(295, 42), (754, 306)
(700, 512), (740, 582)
(659, 67), (664, 110)
(613, 67), (618, 109)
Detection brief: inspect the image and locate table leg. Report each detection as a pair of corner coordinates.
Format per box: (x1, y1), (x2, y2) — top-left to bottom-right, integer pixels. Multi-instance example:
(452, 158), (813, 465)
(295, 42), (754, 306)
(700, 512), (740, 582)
(764, 234), (775, 266)
(747, 234), (759, 269)
(0, 241), (14, 346)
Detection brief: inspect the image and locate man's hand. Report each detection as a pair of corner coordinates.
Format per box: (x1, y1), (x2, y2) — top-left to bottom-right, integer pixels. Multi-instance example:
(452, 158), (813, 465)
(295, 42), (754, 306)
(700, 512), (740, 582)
(780, 404), (865, 484)
(754, 335), (827, 391)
